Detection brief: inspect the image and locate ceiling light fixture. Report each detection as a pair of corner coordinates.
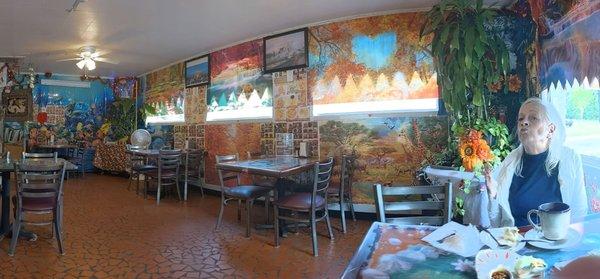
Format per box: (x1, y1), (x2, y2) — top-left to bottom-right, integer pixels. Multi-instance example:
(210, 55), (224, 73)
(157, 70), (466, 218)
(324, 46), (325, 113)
(76, 57), (96, 70)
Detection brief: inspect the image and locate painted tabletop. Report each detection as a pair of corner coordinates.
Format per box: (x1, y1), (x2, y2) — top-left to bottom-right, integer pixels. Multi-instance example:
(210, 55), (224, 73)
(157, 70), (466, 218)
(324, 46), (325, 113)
(0, 158), (78, 172)
(215, 157), (318, 178)
(342, 214), (600, 278)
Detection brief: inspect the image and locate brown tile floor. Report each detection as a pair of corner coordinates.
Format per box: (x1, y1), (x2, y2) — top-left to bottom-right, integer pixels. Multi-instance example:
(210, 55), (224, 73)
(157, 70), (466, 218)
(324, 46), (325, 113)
(0, 174), (371, 278)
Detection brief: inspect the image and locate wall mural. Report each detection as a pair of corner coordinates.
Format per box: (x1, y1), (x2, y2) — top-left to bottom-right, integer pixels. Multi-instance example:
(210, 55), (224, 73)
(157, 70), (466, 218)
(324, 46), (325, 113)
(308, 13), (438, 115)
(184, 86), (207, 124)
(143, 63), (185, 123)
(273, 68), (310, 121)
(207, 39), (273, 120)
(319, 116), (449, 204)
(204, 123), (262, 185)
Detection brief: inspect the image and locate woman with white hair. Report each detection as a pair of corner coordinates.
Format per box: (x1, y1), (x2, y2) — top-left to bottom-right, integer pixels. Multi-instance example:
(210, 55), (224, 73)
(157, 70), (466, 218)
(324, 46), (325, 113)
(485, 97), (588, 227)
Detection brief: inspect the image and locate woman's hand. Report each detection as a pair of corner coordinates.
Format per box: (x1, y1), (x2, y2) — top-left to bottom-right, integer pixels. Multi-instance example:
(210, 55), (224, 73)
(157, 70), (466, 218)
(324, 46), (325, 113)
(484, 163), (498, 199)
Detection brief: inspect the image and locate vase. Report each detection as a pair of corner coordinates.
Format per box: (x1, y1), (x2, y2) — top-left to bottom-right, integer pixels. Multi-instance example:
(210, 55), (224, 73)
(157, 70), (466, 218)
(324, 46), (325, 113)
(462, 179), (491, 228)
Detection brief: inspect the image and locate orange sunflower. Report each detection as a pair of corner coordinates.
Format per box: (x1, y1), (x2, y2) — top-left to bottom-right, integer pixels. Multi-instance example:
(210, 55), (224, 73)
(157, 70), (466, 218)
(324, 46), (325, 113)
(458, 129), (495, 171)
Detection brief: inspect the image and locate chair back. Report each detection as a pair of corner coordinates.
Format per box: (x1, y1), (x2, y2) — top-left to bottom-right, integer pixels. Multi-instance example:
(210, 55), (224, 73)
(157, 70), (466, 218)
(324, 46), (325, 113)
(311, 157), (334, 209)
(373, 183), (452, 226)
(184, 149), (205, 177)
(215, 154), (241, 188)
(158, 149), (181, 174)
(22, 152), (58, 160)
(14, 162), (66, 210)
(339, 154), (356, 195)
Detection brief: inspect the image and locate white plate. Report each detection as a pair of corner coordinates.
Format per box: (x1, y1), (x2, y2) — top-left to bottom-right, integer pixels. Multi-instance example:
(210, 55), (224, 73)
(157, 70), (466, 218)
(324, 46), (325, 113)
(479, 228), (526, 252)
(523, 228), (581, 250)
(475, 249), (520, 279)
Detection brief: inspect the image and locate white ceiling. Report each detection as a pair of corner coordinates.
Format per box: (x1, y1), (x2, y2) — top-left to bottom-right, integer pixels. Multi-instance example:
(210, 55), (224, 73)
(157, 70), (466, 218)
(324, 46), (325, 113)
(0, 0), (511, 77)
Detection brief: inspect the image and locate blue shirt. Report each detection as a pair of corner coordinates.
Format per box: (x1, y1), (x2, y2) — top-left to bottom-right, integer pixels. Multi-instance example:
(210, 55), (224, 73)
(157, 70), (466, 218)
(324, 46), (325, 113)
(508, 151), (562, 227)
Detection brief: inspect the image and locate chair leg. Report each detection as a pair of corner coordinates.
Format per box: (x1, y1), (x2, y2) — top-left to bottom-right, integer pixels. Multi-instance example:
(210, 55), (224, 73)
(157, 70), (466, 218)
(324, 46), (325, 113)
(144, 179), (148, 199)
(264, 195), (270, 224)
(175, 177), (182, 201)
(339, 198), (347, 233)
(273, 205), (280, 247)
(156, 179), (162, 205)
(136, 175), (141, 196)
(215, 194), (225, 230)
(310, 213), (318, 256)
(325, 208), (334, 240)
(245, 199), (252, 237)
(8, 212), (21, 256)
(348, 194), (356, 221)
(237, 199), (242, 223)
(54, 209), (65, 255)
(128, 173), (132, 191)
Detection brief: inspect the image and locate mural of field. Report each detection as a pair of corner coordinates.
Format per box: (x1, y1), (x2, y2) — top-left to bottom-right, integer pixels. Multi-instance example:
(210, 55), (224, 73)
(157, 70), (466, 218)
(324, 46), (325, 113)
(319, 116), (448, 204)
(204, 123), (262, 185)
(143, 63), (185, 119)
(308, 13), (438, 107)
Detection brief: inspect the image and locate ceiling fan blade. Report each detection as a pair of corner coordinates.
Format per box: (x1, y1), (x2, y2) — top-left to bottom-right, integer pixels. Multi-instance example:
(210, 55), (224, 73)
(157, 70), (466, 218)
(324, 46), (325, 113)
(95, 57), (119, 64)
(56, 58), (82, 62)
(92, 50), (110, 58)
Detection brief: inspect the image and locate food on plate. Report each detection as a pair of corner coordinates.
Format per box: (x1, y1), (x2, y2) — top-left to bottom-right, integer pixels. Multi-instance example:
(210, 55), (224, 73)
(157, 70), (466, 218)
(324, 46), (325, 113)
(514, 256), (547, 278)
(498, 227), (520, 247)
(490, 265), (513, 279)
(443, 234), (464, 250)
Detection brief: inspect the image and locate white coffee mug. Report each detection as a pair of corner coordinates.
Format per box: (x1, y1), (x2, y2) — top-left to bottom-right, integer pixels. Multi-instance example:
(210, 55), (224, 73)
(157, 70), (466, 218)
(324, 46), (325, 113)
(527, 202), (571, 240)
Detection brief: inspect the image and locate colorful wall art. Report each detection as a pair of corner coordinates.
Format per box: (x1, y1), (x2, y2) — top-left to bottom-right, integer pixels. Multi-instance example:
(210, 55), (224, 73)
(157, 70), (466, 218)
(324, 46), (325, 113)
(207, 39), (273, 121)
(308, 13), (439, 116)
(204, 123), (263, 185)
(143, 63), (185, 123)
(319, 116), (449, 204)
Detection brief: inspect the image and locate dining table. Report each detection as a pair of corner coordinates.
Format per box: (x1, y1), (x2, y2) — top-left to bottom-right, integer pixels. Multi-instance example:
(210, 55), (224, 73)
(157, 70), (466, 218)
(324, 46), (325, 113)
(342, 213), (600, 278)
(0, 158), (78, 238)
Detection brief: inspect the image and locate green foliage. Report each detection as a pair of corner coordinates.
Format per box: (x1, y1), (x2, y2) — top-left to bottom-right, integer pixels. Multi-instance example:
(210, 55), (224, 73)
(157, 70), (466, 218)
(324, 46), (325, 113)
(472, 117), (512, 161)
(106, 98), (156, 141)
(421, 0), (510, 125)
(567, 88), (599, 120)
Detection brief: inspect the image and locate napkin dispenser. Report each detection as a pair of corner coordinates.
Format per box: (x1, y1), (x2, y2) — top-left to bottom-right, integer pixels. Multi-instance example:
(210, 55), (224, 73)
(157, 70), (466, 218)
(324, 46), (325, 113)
(298, 141), (308, 158)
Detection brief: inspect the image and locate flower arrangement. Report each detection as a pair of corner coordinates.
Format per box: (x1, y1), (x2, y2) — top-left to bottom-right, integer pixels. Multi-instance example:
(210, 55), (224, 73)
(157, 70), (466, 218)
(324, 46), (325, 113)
(458, 129), (494, 172)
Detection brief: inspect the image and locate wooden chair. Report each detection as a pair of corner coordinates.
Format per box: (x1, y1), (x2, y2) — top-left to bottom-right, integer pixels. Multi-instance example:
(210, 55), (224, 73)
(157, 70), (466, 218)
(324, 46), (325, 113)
(373, 182), (452, 226)
(182, 149), (206, 199)
(127, 145), (156, 195)
(9, 161), (67, 256)
(327, 154), (356, 233)
(145, 149), (182, 205)
(215, 154), (271, 237)
(22, 152), (58, 160)
(274, 157), (335, 256)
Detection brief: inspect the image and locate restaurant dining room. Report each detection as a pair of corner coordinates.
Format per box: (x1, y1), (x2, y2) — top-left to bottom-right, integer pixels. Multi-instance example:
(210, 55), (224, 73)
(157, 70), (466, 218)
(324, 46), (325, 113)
(0, 0), (599, 278)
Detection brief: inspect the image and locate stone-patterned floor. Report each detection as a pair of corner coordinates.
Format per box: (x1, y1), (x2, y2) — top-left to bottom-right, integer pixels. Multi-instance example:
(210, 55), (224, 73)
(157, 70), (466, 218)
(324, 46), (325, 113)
(0, 174), (371, 278)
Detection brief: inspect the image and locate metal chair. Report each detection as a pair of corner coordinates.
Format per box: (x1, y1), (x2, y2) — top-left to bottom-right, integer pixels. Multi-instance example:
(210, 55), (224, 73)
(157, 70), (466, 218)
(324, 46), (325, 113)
(145, 149), (182, 205)
(274, 157), (335, 256)
(373, 182), (453, 226)
(22, 152), (58, 160)
(127, 145), (156, 195)
(9, 161), (67, 256)
(67, 145), (86, 178)
(215, 154), (271, 237)
(327, 154), (356, 233)
(182, 149), (206, 199)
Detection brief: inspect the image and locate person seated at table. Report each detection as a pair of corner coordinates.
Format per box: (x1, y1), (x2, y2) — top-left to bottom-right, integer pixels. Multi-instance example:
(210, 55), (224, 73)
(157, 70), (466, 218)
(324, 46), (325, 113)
(485, 97), (588, 227)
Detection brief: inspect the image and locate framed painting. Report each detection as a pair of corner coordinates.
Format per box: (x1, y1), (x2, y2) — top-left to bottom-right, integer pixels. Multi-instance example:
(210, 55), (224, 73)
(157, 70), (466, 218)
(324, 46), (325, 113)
(185, 54), (210, 88)
(2, 88), (33, 122)
(263, 28), (308, 73)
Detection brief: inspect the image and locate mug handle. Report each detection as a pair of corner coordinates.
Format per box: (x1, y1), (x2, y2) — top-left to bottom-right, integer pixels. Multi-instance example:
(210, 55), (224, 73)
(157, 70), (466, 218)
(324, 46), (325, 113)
(527, 209), (542, 231)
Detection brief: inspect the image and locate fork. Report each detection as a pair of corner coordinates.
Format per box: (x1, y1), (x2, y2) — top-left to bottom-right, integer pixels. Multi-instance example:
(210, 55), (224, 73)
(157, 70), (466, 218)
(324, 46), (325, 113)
(480, 227), (512, 248)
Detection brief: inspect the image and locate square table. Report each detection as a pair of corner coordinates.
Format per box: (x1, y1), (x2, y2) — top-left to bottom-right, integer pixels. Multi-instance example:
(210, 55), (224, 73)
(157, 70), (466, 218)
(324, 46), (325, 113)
(342, 214), (600, 278)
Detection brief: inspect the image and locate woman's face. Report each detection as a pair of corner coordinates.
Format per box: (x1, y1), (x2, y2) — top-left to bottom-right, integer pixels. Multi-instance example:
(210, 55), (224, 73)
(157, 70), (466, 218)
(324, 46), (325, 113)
(517, 102), (555, 153)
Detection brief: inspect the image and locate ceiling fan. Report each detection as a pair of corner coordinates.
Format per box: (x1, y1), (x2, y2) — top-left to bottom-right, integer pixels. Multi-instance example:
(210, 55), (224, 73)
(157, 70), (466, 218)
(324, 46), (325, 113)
(56, 46), (118, 71)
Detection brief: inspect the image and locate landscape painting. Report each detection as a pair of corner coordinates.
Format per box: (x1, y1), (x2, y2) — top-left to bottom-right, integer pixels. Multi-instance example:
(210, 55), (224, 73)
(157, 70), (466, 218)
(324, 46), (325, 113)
(143, 63), (185, 122)
(319, 116), (449, 204)
(264, 28), (308, 73)
(185, 55), (210, 88)
(208, 40), (273, 120)
(308, 13), (438, 114)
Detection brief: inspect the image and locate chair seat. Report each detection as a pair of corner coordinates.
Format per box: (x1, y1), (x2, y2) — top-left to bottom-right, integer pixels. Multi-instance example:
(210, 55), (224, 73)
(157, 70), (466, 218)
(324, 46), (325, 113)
(145, 170), (177, 178)
(225, 185), (270, 199)
(133, 165), (158, 172)
(275, 192), (326, 211)
(22, 197), (56, 211)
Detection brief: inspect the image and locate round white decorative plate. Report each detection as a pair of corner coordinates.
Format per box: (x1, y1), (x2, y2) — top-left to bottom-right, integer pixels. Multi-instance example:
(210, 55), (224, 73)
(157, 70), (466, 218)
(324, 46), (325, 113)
(475, 249), (520, 279)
